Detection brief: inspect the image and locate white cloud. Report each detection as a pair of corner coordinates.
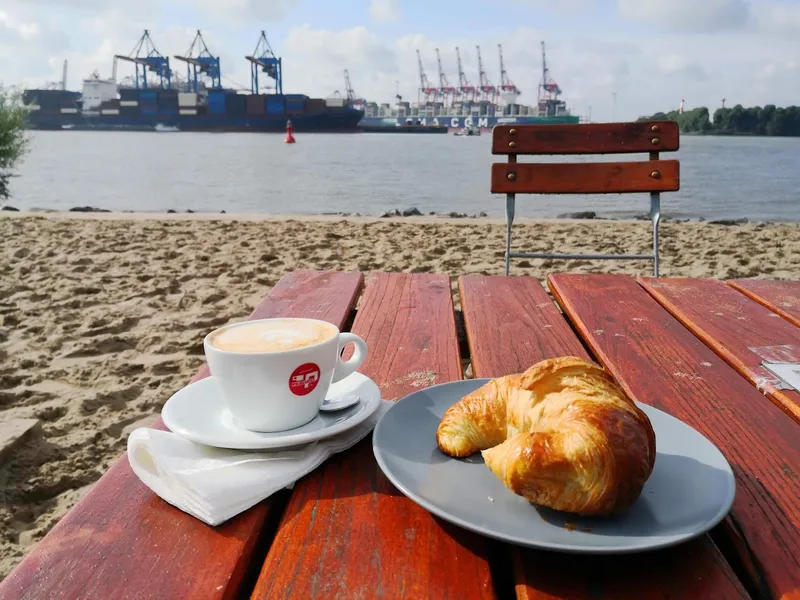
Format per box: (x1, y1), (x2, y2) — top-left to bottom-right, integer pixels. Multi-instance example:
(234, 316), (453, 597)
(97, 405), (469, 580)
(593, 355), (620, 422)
(1, 0), (799, 122)
(756, 1), (800, 35)
(185, 0), (300, 25)
(617, 0), (752, 32)
(369, 0), (402, 22)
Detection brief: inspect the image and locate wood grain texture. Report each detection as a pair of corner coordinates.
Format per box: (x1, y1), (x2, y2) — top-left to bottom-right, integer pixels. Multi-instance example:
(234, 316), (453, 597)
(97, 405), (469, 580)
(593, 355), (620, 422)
(729, 279), (800, 328)
(459, 275), (748, 600)
(490, 161), (680, 195)
(641, 277), (800, 424)
(548, 273), (800, 600)
(253, 273), (497, 600)
(458, 275), (591, 376)
(492, 121), (679, 155)
(0, 270), (364, 600)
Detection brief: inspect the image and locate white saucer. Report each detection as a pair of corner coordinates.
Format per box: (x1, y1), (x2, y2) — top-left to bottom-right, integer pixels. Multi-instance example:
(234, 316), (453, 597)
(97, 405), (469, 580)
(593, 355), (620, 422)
(161, 372), (382, 450)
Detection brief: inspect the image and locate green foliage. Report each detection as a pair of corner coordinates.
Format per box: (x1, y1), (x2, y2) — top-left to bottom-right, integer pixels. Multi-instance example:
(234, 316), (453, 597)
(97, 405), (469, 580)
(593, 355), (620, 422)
(0, 86), (29, 200)
(638, 104), (800, 136)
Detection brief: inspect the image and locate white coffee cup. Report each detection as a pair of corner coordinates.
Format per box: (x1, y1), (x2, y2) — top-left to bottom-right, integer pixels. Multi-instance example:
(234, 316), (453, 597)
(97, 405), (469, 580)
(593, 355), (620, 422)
(203, 317), (368, 432)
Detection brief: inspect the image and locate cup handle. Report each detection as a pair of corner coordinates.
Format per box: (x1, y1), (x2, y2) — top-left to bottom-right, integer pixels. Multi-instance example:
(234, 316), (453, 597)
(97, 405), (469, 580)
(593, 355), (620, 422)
(332, 333), (368, 383)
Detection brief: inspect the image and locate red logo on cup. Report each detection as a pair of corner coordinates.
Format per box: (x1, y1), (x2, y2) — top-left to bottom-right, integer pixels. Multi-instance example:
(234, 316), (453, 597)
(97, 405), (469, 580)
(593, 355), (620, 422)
(289, 363), (321, 396)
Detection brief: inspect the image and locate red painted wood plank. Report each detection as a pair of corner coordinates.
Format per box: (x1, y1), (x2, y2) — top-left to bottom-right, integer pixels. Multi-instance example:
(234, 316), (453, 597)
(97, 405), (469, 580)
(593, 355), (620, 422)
(492, 121), (679, 155)
(491, 160), (680, 195)
(0, 270), (364, 600)
(253, 273), (497, 599)
(641, 277), (800, 424)
(729, 279), (800, 328)
(548, 273), (800, 600)
(459, 275), (748, 600)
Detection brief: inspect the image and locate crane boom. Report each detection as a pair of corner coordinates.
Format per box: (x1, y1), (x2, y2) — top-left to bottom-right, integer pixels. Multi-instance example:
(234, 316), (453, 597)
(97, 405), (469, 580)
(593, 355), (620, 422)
(455, 47), (475, 102)
(476, 45), (496, 103)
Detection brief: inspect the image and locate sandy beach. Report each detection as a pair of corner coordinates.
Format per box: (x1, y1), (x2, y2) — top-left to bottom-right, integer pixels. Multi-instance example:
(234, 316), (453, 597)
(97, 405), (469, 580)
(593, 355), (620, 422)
(1, 211), (799, 579)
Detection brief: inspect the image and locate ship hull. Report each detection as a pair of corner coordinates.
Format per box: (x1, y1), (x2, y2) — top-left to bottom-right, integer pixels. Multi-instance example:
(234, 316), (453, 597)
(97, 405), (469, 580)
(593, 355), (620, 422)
(358, 114), (580, 130)
(25, 109), (364, 133)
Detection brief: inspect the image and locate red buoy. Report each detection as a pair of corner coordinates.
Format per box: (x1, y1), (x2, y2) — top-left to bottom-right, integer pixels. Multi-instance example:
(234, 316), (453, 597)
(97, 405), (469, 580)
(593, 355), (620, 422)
(284, 119), (296, 144)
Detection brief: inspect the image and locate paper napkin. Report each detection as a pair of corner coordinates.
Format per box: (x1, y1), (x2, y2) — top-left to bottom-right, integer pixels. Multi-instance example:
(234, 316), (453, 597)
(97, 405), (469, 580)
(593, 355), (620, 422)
(127, 400), (392, 526)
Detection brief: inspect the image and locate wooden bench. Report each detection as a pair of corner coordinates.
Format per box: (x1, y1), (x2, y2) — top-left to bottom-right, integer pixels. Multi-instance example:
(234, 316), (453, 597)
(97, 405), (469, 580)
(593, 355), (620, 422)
(490, 121), (680, 276)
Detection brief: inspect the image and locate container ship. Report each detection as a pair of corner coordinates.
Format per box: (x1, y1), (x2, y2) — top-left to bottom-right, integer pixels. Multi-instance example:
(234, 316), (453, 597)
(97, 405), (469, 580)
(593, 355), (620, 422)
(356, 41), (581, 131)
(22, 30), (364, 133)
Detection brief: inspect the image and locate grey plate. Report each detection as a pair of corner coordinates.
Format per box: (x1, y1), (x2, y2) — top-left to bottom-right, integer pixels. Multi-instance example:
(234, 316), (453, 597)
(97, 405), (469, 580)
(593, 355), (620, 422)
(372, 378), (736, 554)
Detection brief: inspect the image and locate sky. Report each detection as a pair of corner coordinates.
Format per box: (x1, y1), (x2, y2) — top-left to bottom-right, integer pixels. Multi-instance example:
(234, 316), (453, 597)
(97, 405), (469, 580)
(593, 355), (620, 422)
(1, 0), (799, 121)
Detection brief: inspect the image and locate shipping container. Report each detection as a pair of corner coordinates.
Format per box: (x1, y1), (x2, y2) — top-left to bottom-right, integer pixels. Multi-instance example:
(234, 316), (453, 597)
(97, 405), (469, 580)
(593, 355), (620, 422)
(120, 106), (140, 117)
(265, 95), (285, 115)
(120, 88), (141, 100)
(196, 105), (208, 116)
(139, 91), (157, 102)
(179, 109), (197, 116)
(140, 107), (158, 115)
(101, 109), (120, 116)
(305, 99), (326, 113)
(158, 91), (179, 109)
(226, 93), (247, 115)
(246, 94), (266, 115)
(178, 93), (197, 107)
(208, 102), (226, 115)
(325, 97), (345, 108)
(159, 108), (178, 115)
(120, 100), (138, 107)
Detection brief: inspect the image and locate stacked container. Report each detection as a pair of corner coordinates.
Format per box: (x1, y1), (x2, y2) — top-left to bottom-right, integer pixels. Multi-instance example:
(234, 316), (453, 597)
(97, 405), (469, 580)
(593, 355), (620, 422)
(208, 91), (227, 115)
(226, 93), (247, 116)
(246, 94), (266, 116)
(285, 94), (307, 116)
(60, 94), (78, 115)
(139, 90), (158, 115)
(179, 93), (197, 116)
(305, 98), (326, 114)
(158, 90), (179, 115)
(101, 99), (121, 116)
(265, 95), (285, 116)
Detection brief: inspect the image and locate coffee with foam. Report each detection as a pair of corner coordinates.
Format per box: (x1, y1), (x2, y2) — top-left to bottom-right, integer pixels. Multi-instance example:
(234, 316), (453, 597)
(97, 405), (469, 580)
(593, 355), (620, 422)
(209, 319), (337, 353)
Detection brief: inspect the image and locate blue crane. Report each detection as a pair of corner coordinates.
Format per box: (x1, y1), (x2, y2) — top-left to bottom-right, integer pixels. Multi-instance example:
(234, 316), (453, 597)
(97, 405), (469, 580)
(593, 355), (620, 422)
(246, 31), (282, 95)
(173, 30), (221, 93)
(114, 30), (172, 89)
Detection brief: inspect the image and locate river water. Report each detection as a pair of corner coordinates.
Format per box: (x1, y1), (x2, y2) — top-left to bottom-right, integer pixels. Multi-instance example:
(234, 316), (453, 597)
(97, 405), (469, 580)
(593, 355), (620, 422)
(7, 131), (800, 221)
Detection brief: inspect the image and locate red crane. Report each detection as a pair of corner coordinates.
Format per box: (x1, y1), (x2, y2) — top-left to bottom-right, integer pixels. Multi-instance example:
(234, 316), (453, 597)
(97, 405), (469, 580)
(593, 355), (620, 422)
(498, 44), (519, 94)
(476, 45), (496, 103)
(455, 47), (475, 103)
(435, 48), (457, 107)
(416, 49), (438, 104)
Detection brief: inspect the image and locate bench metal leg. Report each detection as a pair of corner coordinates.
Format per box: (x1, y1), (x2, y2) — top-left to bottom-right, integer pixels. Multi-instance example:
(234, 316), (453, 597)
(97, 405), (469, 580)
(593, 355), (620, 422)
(650, 192), (661, 277)
(505, 194), (516, 276)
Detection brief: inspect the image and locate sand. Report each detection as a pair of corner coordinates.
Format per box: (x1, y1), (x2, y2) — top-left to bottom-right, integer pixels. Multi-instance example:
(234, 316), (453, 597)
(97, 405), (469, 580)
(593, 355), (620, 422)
(1, 211), (799, 579)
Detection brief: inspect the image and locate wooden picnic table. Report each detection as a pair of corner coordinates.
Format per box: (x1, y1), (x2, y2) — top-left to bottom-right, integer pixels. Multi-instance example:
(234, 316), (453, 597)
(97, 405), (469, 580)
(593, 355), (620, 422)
(2, 270), (799, 600)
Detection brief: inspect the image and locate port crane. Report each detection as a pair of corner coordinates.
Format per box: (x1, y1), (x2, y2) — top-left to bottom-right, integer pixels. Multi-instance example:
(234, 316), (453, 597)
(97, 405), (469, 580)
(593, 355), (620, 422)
(416, 49), (438, 104)
(435, 48), (457, 106)
(114, 30), (172, 89)
(455, 47), (475, 103)
(173, 31), (221, 93)
(537, 41), (563, 117)
(246, 31), (282, 94)
(343, 69), (366, 108)
(497, 44), (519, 96)
(476, 45), (496, 103)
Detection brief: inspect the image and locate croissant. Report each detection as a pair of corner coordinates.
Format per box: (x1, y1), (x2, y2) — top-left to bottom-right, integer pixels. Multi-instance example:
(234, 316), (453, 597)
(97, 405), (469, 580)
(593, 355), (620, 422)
(436, 357), (655, 516)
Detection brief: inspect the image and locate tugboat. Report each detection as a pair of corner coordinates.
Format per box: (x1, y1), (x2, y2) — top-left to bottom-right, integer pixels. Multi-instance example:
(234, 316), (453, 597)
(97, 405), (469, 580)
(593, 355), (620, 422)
(453, 123), (481, 136)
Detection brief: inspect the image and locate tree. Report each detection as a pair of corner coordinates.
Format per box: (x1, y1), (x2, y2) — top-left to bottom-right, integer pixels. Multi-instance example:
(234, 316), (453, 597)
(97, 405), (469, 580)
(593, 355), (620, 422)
(0, 86), (29, 201)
